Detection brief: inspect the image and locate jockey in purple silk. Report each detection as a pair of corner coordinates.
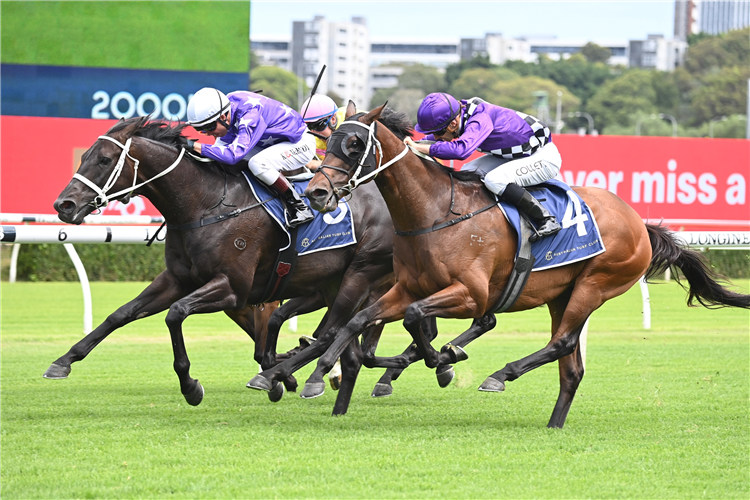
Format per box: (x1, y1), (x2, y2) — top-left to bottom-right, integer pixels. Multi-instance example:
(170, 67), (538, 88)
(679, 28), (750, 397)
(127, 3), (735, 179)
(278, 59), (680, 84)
(405, 92), (562, 241)
(185, 87), (316, 228)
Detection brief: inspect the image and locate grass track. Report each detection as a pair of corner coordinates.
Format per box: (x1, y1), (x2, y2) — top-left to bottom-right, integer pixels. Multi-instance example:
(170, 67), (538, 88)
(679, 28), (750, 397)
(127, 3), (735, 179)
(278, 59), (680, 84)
(2, 281), (748, 499)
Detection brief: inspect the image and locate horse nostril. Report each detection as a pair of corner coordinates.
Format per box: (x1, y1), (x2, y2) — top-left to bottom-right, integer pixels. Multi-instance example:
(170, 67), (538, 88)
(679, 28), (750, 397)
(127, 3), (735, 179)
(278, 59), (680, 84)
(54, 199), (76, 214)
(311, 188), (329, 199)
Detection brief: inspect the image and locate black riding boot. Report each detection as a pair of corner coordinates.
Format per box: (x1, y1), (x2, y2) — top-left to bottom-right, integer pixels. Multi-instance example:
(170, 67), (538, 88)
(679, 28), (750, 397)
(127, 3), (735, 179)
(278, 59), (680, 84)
(269, 175), (315, 228)
(502, 183), (561, 242)
(282, 187), (315, 228)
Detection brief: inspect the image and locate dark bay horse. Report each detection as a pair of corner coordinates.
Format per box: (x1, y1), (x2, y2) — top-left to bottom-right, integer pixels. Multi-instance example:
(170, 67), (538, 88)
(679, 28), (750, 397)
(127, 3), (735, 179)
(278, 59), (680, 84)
(49, 117), (396, 413)
(278, 103), (748, 428)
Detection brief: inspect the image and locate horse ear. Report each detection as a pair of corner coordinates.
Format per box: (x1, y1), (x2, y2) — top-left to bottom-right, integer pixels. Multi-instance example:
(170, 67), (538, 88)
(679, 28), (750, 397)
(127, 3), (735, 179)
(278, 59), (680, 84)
(345, 100), (357, 119)
(360, 102), (386, 125)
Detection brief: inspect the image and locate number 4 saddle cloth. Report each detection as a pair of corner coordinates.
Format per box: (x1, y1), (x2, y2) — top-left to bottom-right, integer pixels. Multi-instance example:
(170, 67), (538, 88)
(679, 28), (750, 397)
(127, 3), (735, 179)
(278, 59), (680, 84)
(242, 171), (357, 255)
(498, 179), (606, 271)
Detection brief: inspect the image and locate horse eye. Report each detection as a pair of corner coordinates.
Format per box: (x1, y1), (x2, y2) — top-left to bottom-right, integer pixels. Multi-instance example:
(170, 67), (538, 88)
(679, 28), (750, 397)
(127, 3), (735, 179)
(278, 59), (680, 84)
(345, 137), (363, 157)
(99, 157), (112, 166)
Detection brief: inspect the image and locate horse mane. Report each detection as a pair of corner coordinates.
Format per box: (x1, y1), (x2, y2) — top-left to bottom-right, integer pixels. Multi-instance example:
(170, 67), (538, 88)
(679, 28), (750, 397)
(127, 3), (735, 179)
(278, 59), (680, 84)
(377, 107), (414, 141)
(107, 116), (190, 149)
(373, 106), (483, 184)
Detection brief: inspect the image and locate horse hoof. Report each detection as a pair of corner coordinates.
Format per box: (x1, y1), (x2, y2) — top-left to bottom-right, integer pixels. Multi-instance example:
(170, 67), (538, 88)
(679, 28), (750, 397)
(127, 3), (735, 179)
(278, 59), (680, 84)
(300, 381), (325, 399)
(329, 375), (342, 391)
(328, 359), (342, 391)
(268, 381), (285, 403)
(282, 376), (298, 393)
(246, 374), (273, 392)
(371, 383), (393, 398)
(184, 381), (204, 406)
(478, 377), (505, 393)
(441, 344), (468, 363)
(299, 335), (315, 348)
(436, 365), (455, 388)
(43, 363), (71, 379)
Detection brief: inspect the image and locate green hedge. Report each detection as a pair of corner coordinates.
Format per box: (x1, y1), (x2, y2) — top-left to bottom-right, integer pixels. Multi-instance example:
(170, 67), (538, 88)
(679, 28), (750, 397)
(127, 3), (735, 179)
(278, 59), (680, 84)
(9, 244), (165, 282)
(3, 244), (748, 282)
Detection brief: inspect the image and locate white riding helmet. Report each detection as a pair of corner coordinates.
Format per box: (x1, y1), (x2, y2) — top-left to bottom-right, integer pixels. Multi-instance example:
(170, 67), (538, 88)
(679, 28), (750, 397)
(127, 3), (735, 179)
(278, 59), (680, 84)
(186, 88), (231, 127)
(300, 94), (337, 122)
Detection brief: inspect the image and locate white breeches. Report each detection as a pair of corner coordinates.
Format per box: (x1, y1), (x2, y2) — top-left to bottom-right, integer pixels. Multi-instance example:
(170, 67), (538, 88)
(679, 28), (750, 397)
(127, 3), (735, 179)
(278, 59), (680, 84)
(461, 143), (562, 196)
(245, 132), (316, 185)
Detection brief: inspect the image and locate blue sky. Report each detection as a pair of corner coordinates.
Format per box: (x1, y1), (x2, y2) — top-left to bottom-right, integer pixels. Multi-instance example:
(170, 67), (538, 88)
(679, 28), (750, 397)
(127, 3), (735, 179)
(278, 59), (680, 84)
(251, 0), (675, 41)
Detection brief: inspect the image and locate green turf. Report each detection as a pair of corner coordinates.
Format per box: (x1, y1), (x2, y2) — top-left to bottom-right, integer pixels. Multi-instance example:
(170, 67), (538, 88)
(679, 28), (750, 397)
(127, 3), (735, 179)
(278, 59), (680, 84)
(1, 280), (748, 499)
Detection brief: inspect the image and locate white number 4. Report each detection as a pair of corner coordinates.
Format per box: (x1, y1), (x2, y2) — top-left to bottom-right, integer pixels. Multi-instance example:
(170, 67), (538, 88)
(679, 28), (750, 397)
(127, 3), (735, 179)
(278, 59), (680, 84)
(561, 190), (588, 236)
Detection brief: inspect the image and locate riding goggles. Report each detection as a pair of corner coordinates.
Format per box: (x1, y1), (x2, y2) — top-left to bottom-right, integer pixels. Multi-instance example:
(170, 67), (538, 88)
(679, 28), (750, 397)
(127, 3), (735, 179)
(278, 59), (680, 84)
(307, 116), (332, 132)
(194, 117), (229, 134)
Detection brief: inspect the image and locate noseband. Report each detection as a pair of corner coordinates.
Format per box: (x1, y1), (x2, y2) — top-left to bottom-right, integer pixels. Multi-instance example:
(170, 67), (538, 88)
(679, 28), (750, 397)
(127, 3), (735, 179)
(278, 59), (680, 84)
(317, 119), (409, 201)
(73, 135), (185, 209)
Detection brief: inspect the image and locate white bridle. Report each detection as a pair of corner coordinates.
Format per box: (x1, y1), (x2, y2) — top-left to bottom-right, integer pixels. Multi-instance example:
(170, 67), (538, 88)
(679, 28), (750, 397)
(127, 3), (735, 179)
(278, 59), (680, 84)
(72, 135), (185, 209)
(335, 120), (409, 197)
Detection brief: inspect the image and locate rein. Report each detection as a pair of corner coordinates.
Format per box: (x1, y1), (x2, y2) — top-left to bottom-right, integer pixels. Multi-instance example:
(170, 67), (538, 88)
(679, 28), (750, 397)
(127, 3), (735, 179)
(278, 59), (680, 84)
(394, 169), (497, 237)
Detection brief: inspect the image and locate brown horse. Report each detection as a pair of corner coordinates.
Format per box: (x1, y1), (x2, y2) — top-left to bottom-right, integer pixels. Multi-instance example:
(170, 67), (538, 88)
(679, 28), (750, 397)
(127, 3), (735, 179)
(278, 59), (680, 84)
(49, 117), (397, 414)
(263, 103), (748, 428)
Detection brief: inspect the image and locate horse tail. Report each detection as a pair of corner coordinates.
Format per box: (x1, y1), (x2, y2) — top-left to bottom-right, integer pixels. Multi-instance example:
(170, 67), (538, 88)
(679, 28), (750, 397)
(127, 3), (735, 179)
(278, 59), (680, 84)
(644, 223), (750, 309)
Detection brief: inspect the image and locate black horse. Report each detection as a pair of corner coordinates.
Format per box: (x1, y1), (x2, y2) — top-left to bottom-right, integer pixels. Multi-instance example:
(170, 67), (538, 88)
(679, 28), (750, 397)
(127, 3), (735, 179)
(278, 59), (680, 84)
(49, 117), (397, 414)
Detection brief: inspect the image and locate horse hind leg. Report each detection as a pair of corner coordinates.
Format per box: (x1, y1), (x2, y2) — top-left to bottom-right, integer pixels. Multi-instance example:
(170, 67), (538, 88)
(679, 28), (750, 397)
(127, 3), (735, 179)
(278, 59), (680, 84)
(332, 339), (363, 415)
(44, 271), (186, 379)
(548, 340), (586, 428)
(479, 288), (591, 429)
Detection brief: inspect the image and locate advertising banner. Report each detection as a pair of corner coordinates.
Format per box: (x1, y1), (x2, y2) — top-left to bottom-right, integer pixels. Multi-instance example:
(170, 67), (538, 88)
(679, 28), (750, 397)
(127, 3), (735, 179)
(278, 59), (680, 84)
(2, 126), (747, 230)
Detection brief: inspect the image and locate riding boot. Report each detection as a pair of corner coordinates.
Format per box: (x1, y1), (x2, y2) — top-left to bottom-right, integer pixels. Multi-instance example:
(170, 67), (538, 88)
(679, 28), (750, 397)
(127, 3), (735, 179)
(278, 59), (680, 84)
(270, 175), (314, 228)
(502, 183), (561, 242)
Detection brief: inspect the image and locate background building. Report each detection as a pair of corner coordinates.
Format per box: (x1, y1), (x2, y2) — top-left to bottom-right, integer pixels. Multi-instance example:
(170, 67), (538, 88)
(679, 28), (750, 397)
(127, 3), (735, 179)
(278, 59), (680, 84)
(629, 34), (688, 70)
(291, 16), (370, 107)
(698, 0), (750, 34)
(674, 0), (750, 39)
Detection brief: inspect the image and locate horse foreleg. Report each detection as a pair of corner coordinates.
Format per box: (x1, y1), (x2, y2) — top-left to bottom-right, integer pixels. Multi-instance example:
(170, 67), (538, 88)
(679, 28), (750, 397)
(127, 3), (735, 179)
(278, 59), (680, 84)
(165, 275), (239, 406)
(403, 283), (484, 369)
(299, 284), (412, 400)
(367, 317), (436, 397)
(44, 271), (187, 379)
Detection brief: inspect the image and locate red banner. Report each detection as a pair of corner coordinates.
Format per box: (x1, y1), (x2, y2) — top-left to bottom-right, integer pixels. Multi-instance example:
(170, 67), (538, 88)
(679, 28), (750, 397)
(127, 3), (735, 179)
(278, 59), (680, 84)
(2, 116), (748, 231)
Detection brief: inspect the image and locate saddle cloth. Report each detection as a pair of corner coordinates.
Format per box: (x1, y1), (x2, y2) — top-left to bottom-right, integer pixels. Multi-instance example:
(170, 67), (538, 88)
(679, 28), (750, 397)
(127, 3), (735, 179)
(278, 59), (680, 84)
(498, 179), (605, 271)
(242, 171), (357, 255)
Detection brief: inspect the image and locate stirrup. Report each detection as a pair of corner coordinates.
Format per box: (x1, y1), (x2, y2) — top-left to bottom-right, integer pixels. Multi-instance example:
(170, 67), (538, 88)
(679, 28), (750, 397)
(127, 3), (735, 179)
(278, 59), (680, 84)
(529, 218), (561, 243)
(286, 207), (314, 228)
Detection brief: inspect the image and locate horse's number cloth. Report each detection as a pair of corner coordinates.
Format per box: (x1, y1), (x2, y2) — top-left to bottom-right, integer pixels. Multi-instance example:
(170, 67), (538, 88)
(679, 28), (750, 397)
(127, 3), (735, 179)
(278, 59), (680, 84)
(499, 179), (605, 271)
(242, 172), (357, 254)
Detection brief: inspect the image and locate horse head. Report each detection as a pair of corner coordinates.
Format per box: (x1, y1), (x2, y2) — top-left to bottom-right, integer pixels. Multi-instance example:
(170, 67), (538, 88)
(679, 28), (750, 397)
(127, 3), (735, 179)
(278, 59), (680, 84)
(54, 117), (186, 224)
(305, 102), (396, 212)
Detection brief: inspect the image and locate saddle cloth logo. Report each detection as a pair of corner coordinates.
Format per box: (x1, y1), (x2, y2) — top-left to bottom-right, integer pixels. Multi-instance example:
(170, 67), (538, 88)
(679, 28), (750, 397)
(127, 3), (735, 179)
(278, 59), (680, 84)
(498, 179), (606, 271)
(243, 172), (357, 255)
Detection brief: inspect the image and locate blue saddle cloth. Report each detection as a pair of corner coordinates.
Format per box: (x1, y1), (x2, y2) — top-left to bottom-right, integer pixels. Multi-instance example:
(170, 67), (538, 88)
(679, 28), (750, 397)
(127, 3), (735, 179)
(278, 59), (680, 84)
(242, 172), (357, 255)
(499, 179), (605, 271)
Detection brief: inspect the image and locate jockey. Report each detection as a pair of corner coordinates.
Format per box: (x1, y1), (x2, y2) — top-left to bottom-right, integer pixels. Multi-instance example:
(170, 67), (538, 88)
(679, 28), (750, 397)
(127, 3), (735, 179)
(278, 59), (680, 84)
(405, 92), (562, 241)
(298, 94), (347, 167)
(185, 87), (316, 228)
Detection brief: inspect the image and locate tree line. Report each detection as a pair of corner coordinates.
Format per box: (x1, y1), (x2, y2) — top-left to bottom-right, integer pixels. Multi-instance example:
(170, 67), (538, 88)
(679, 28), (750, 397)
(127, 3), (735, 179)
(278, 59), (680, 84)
(250, 28), (749, 138)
